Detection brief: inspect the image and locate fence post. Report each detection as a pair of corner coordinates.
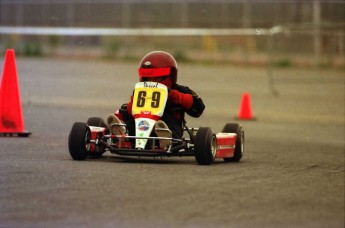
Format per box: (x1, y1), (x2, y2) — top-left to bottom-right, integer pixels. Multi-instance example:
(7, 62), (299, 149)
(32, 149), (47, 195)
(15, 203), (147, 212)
(313, 0), (321, 67)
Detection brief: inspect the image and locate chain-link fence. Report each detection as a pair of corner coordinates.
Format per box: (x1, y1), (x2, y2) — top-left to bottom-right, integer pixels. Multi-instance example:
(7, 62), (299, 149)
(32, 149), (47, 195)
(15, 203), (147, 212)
(0, 0), (344, 68)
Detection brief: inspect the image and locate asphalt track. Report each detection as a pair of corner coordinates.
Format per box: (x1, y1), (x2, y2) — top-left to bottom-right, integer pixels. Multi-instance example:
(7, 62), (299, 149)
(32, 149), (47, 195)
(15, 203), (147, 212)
(0, 58), (344, 227)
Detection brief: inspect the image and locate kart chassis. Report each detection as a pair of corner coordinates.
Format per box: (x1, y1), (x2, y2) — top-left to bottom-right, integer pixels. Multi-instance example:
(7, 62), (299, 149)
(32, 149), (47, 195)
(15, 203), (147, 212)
(90, 125), (202, 157)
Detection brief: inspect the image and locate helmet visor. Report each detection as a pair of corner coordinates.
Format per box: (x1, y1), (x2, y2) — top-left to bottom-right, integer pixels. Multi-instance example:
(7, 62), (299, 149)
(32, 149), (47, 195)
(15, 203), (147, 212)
(138, 67), (171, 77)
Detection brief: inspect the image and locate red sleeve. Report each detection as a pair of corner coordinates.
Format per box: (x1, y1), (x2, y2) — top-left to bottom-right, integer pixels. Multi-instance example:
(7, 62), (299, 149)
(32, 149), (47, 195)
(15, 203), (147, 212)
(127, 96), (133, 116)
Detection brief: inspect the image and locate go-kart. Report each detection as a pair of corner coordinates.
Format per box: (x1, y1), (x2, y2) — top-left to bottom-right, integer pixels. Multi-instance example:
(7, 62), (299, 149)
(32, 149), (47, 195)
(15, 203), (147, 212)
(68, 81), (244, 165)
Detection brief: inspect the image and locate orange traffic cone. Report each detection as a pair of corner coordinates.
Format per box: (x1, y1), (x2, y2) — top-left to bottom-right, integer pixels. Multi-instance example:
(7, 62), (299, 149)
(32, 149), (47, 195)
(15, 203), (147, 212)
(237, 92), (255, 120)
(0, 49), (31, 137)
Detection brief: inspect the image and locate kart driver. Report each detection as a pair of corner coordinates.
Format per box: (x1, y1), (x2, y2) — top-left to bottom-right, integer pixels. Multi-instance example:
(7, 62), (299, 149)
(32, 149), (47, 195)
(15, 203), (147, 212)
(108, 51), (205, 147)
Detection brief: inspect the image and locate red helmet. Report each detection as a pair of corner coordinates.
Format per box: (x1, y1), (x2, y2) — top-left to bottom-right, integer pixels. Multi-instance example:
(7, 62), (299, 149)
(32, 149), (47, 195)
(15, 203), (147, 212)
(138, 51), (178, 88)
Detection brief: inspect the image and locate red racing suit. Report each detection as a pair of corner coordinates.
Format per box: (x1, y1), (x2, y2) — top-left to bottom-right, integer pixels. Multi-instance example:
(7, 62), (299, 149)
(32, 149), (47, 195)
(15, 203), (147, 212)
(125, 83), (205, 139)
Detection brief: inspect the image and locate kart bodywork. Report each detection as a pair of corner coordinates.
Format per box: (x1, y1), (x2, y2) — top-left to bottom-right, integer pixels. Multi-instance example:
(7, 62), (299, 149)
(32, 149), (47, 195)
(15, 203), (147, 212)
(68, 82), (244, 165)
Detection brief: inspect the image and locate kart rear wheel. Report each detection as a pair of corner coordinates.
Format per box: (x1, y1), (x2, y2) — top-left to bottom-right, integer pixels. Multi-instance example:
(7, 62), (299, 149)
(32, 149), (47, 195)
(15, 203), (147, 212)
(68, 122), (91, 160)
(87, 117), (107, 157)
(87, 117), (107, 128)
(222, 123), (244, 162)
(194, 127), (217, 165)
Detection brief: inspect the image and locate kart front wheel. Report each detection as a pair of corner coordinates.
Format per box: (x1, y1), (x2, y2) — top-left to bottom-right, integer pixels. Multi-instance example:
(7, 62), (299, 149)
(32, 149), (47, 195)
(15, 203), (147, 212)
(68, 122), (91, 160)
(194, 127), (217, 165)
(222, 123), (244, 162)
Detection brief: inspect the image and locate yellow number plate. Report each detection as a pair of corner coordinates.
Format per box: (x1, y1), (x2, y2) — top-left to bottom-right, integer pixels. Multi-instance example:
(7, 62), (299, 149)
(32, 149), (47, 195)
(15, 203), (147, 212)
(132, 82), (168, 117)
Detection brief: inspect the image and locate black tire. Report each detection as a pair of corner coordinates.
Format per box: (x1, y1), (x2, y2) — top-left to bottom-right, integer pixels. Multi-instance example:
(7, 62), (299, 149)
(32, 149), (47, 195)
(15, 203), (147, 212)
(86, 117), (107, 157)
(194, 127), (217, 165)
(87, 117), (107, 128)
(68, 122), (91, 160)
(222, 123), (244, 162)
